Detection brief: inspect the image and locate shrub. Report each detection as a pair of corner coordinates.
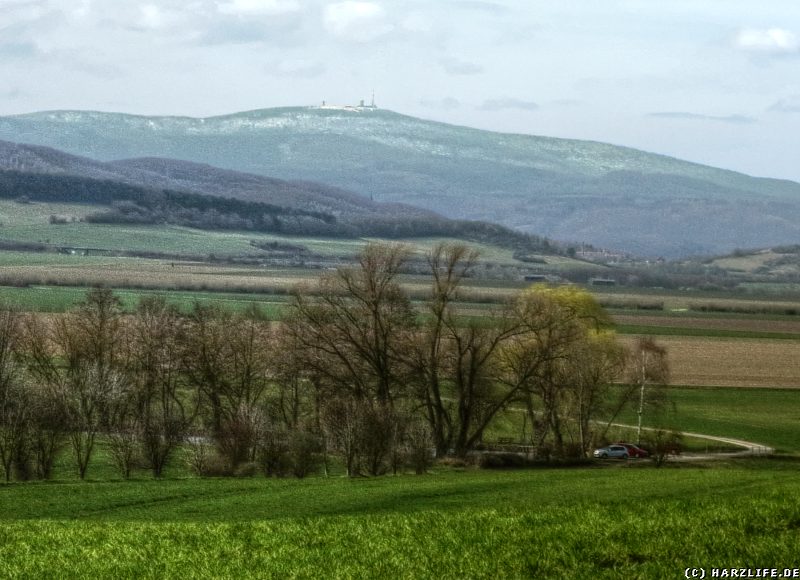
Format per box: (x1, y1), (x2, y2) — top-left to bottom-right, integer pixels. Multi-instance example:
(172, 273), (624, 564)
(288, 430), (322, 479)
(257, 429), (291, 477)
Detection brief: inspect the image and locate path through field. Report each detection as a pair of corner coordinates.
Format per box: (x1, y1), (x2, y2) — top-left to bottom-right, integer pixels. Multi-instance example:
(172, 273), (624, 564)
(609, 422), (775, 461)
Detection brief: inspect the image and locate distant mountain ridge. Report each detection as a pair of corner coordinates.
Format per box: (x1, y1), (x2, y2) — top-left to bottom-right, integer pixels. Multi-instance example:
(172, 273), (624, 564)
(2, 107), (800, 256)
(0, 139), (556, 253)
(0, 139), (426, 220)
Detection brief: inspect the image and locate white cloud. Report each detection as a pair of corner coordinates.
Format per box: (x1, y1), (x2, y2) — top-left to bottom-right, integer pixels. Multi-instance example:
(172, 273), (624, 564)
(323, 1), (393, 43)
(479, 97), (538, 112)
(217, 0), (300, 16)
(648, 112), (756, 124)
(440, 57), (483, 75)
(266, 59), (326, 78)
(768, 95), (800, 113)
(139, 4), (166, 29)
(735, 28), (799, 54)
(419, 97), (461, 110)
(0, 0), (47, 28)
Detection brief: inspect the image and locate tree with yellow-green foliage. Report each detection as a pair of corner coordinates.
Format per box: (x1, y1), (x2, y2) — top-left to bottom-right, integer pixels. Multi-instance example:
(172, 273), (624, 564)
(497, 285), (628, 457)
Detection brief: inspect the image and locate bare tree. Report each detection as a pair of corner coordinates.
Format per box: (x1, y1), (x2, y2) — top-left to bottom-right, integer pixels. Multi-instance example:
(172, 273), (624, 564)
(128, 296), (193, 478)
(286, 243), (414, 406)
(562, 332), (627, 455)
(629, 337), (670, 444)
(26, 383), (69, 479)
(0, 308), (27, 482)
(445, 315), (523, 456)
(21, 288), (127, 479)
(321, 396), (363, 477)
(183, 303), (272, 468)
(406, 243), (479, 456)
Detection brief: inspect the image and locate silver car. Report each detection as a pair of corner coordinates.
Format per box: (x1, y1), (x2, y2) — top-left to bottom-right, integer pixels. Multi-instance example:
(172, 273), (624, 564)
(593, 444), (629, 459)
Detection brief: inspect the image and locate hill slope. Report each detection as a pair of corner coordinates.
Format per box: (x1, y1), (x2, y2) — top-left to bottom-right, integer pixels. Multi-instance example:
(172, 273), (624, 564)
(2, 107), (799, 256)
(0, 140), (556, 254)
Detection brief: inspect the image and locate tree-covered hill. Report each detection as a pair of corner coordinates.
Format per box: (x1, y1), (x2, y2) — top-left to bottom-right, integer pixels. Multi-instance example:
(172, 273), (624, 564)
(2, 107), (800, 256)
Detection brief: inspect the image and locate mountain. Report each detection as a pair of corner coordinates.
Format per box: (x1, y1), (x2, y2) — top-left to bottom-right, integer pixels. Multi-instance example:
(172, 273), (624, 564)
(0, 139), (427, 220)
(2, 107), (800, 257)
(0, 140), (556, 253)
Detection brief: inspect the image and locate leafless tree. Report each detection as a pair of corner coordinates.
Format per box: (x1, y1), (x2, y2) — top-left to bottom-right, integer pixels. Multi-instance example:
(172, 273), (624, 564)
(183, 303), (272, 468)
(0, 307), (27, 482)
(127, 296), (192, 477)
(406, 243), (479, 456)
(629, 337), (670, 444)
(21, 288), (127, 479)
(286, 243), (414, 406)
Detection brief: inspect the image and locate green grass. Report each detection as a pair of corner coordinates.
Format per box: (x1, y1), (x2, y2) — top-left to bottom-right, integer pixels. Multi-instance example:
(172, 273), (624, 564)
(616, 386), (800, 453)
(2, 462), (800, 577)
(0, 285), (292, 314)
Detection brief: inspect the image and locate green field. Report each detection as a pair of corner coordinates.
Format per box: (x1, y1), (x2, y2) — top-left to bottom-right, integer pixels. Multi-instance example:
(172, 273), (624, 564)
(0, 285), (291, 314)
(3, 215), (800, 577)
(633, 387), (800, 453)
(2, 462), (800, 578)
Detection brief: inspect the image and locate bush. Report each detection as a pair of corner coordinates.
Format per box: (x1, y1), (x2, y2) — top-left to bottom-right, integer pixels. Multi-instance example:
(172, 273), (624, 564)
(257, 429), (291, 477)
(184, 438), (233, 476)
(233, 462), (258, 478)
(288, 430), (322, 479)
(477, 452), (530, 469)
(404, 421), (434, 475)
(643, 429), (683, 467)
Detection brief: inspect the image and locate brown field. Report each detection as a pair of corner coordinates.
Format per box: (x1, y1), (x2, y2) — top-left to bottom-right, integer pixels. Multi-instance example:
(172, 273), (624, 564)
(0, 262), (321, 293)
(619, 335), (800, 388)
(612, 314), (800, 334)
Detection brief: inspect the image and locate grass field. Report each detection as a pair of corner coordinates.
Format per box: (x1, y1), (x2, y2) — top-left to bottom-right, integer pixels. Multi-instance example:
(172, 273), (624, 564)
(0, 200), (582, 268)
(1, 461), (800, 578)
(633, 387), (800, 453)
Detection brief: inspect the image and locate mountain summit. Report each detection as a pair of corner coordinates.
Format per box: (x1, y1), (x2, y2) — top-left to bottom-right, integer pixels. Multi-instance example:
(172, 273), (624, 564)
(2, 106), (799, 257)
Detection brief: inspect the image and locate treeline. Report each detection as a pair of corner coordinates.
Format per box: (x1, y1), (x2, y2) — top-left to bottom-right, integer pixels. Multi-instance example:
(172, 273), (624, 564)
(0, 244), (667, 482)
(1, 169), (560, 255)
(0, 170), (339, 235)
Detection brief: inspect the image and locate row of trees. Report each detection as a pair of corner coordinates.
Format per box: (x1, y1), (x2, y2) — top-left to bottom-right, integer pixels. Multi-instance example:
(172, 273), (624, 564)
(0, 243), (668, 482)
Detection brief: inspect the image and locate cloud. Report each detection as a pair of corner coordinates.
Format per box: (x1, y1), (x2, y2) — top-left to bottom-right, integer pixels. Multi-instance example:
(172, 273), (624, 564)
(323, 1), (394, 43)
(0, 88), (28, 100)
(0, 41), (40, 58)
(549, 98), (581, 107)
(440, 57), (483, 75)
(197, 10), (304, 45)
(0, 0), (47, 27)
(216, 0), (300, 16)
(265, 59), (326, 78)
(768, 96), (800, 113)
(479, 97), (538, 112)
(735, 28), (799, 54)
(138, 4), (167, 30)
(419, 97), (461, 111)
(648, 112), (756, 124)
(447, 1), (510, 14)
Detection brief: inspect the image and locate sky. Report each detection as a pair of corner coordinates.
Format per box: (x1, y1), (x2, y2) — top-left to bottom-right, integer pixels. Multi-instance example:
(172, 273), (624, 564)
(1, 0), (799, 181)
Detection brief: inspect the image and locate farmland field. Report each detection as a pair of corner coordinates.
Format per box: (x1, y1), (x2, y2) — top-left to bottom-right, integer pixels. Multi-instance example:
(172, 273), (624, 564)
(2, 461), (800, 578)
(612, 314), (800, 335)
(618, 336), (800, 388)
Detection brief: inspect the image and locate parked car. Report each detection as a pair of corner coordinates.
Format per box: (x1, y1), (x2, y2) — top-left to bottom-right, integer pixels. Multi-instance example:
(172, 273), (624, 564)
(592, 444), (629, 459)
(616, 443), (649, 458)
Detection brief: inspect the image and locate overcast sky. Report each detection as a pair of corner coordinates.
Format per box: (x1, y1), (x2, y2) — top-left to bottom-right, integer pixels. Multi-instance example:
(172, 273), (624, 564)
(1, 0), (799, 181)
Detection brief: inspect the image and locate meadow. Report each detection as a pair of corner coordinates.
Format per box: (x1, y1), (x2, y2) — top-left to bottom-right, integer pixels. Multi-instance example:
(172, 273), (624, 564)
(2, 207), (800, 577)
(2, 461), (800, 578)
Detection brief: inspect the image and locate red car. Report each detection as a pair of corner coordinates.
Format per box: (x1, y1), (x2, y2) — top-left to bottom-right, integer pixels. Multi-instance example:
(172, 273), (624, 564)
(616, 442), (649, 458)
